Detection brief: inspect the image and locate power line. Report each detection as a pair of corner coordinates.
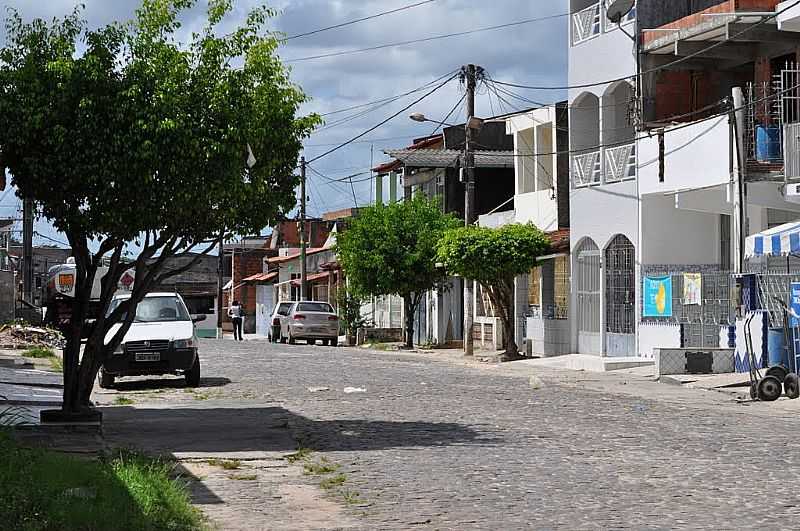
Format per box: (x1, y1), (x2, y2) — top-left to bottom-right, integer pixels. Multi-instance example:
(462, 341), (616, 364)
(284, 12), (569, 63)
(306, 72), (458, 164)
(492, 0), (800, 91)
(284, 0), (437, 40)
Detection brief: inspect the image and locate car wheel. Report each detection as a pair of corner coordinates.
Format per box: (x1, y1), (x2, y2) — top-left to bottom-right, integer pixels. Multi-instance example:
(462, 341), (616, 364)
(97, 367), (115, 389)
(308, 339), (316, 346)
(185, 356), (201, 387)
(288, 333), (296, 345)
(322, 339), (330, 346)
(331, 337), (338, 347)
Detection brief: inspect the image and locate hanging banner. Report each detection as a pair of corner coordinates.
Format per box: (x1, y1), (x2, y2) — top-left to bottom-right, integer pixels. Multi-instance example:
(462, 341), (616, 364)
(790, 282), (800, 328)
(643, 276), (673, 317)
(683, 273), (702, 306)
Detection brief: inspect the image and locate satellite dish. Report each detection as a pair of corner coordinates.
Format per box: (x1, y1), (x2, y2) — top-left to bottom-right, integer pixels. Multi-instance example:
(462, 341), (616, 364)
(606, 0), (635, 24)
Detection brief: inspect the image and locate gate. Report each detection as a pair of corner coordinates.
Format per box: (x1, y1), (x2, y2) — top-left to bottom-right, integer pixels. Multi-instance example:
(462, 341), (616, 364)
(605, 235), (636, 356)
(576, 238), (601, 354)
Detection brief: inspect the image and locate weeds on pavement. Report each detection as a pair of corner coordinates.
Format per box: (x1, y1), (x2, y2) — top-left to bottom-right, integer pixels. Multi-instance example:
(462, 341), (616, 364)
(22, 347), (55, 359)
(113, 396), (134, 406)
(228, 473), (257, 481)
(207, 458), (241, 470)
(285, 447), (312, 463)
(303, 457), (340, 476)
(320, 473), (347, 490)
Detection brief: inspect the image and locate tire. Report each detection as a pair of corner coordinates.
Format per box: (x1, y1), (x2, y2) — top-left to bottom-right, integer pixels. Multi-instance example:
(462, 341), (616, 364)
(185, 356), (201, 387)
(766, 365), (789, 383)
(97, 367), (115, 389)
(757, 375), (782, 402)
(331, 337), (338, 347)
(785, 373), (800, 399)
(288, 333), (296, 345)
(322, 339), (330, 346)
(308, 339), (316, 346)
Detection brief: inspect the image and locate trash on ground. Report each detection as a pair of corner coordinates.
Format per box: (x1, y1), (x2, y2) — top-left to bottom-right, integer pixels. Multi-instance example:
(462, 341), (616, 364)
(307, 386), (330, 393)
(0, 323), (64, 349)
(529, 375), (543, 390)
(343, 387), (366, 394)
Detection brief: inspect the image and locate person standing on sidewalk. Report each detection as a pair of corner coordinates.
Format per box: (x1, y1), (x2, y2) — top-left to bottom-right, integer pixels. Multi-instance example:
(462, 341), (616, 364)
(229, 300), (244, 341)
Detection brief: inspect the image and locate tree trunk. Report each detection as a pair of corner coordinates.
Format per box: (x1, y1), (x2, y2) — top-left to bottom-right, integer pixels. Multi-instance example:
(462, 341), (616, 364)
(483, 277), (520, 360)
(403, 294), (414, 349)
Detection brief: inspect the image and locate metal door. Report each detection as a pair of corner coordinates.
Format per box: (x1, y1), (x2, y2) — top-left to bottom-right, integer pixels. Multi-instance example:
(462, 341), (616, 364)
(605, 235), (635, 356)
(576, 239), (602, 354)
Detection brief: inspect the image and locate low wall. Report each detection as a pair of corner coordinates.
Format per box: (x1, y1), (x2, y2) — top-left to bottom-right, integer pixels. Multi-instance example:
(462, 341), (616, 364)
(526, 317), (570, 357)
(655, 348), (735, 376)
(357, 327), (403, 344)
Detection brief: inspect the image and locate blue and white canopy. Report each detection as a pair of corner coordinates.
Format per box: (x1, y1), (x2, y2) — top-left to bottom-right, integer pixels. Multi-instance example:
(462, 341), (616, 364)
(745, 221), (800, 258)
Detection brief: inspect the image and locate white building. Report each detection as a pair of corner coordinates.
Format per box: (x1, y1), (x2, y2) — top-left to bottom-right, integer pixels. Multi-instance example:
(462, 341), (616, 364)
(568, 0), (800, 359)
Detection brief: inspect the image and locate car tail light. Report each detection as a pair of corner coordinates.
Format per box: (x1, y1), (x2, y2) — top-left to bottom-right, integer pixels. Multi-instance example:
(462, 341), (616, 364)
(328, 315), (339, 321)
(293, 314), (306, 320)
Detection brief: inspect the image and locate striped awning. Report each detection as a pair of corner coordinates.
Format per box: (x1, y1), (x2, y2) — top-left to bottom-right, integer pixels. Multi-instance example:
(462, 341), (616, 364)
(745, 221), (800, 257)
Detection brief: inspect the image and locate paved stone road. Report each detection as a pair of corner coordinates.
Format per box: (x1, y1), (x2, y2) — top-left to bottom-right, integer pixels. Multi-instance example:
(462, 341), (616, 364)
(100, 339), (800, 529)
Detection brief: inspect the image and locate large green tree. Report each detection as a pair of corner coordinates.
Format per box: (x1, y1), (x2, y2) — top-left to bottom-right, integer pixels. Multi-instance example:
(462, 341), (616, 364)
(0, 0), (319, 417)
(437, 223), (550, 359)
(335, 195), (461, 348)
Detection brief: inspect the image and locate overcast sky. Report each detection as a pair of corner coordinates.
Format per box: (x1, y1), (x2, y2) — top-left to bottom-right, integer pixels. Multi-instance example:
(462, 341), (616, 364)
(0, 0), (567, 246)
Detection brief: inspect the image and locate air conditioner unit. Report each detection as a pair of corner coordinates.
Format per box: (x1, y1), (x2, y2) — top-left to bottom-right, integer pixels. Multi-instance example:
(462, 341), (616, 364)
(783, 182), (800, 204)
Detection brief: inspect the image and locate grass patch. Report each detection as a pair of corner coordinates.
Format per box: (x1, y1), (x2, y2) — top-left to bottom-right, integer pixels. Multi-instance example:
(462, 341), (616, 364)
(228, 473), (257, 481)
(206, 458), (240, 470)
(342, 490), (362, 505)
(0, 433), (203, 531)
(23, 347), (55, 359)
(319, 473), (347, 490)
(303, 457), (340, 476)
(49, 357), (63, 373)
(113, 396), (134, 406)
(285, 447), (312, 464)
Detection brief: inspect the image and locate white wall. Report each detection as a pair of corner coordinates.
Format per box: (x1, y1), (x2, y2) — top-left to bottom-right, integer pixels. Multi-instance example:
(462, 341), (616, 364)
(515, 191), (558, 231)
(641, 194), (720, 265)
(568, 22), (636, 103)
(569, 180), (639, 253)
(638, 117), (730, 195)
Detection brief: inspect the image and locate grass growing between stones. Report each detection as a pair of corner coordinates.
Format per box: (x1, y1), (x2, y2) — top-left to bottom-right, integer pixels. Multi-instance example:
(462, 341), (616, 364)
(113, 396), (135, 406)
(341, 490), (363, 505)
(285, 447), (312, 463)
(319, 473), (347, 490)
(303, 457), (340, 476)
(228, 473), (257, 481)
(22, 347), (55, 359)
(207, 458), (241, 470)
(0, 432), (203, 531)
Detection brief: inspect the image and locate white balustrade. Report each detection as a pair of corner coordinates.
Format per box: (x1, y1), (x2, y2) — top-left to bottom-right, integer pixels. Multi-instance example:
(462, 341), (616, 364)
(572, 150), (602, 187)
(603, 143), (636, 183)
(571, 3), (601, 45)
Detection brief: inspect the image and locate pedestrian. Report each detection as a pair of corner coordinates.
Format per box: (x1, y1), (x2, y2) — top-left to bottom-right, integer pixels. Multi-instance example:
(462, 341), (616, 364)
(229, 300), (244, 341)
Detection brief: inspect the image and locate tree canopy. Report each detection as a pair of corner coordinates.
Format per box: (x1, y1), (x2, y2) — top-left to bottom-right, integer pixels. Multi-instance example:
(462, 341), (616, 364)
(0, 0), (319, 415)
(437, 223), (550, 357)
(335, 195), (462, 347)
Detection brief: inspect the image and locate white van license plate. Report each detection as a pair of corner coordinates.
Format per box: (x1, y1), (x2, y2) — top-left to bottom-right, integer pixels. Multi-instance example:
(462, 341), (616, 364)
(135, 353), (160, 362)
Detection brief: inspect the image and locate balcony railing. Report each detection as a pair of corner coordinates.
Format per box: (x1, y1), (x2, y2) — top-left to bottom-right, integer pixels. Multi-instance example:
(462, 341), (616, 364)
(571, 3), (601, 46)
(572, 150), (602, 187)
(604, 143), (636, 183)
(573, 144), (637, 188)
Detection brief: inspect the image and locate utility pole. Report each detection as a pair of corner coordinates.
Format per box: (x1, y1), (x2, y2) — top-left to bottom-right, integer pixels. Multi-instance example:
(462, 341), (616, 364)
(22, 197), (33, 305)
(300, 156), (308, 301)
(463, 63), (477, 357)
(217, 232), (224, 339)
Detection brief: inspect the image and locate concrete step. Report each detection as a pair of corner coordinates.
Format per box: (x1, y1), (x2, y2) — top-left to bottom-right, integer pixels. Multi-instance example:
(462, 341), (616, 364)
(509, 354), (654, 373)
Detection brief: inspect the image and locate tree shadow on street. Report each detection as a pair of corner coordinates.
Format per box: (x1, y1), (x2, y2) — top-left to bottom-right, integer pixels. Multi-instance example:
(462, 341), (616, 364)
(100, 405), (500, 455)
(111, 377), (231, 392)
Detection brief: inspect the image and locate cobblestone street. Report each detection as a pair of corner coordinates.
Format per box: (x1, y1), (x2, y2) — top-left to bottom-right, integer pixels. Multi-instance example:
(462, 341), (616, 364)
(98, 339), (800, 529)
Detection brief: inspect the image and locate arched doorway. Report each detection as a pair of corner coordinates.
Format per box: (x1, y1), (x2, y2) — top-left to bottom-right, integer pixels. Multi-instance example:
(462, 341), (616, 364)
(575, 238), (601, 354)
(601, 81), (636, 183)
(605, 235), (636, 356)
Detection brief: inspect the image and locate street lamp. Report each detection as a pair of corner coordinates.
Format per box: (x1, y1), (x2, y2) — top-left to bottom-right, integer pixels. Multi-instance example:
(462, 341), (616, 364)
(408, 112), (456, 127)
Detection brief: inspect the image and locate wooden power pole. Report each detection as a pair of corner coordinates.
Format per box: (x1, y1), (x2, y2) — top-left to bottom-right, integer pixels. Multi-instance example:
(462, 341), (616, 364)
(300, 156), (308, 301)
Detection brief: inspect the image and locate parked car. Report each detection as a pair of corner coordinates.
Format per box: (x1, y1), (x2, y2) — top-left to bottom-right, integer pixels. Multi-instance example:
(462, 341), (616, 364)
(98, 292), (205, 389)
(269, 301), (293, 342)
(282, 301), (339, 346)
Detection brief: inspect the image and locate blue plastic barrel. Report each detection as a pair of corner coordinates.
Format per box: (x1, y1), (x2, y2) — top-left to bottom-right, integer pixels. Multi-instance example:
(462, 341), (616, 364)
(756, 125), (782, 161)
(768, 328), (789, 367)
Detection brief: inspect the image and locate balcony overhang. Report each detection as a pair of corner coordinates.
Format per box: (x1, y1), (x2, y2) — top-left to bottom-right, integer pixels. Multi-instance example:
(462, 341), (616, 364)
(777, 0), (800, 32)
(643, 15), (795, 67)
(383, 148), (515, 169)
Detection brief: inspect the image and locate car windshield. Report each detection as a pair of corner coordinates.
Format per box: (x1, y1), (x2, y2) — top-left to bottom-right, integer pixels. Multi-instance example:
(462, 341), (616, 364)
(296, 302), (333, 313)
(108, 296), (191, 323)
